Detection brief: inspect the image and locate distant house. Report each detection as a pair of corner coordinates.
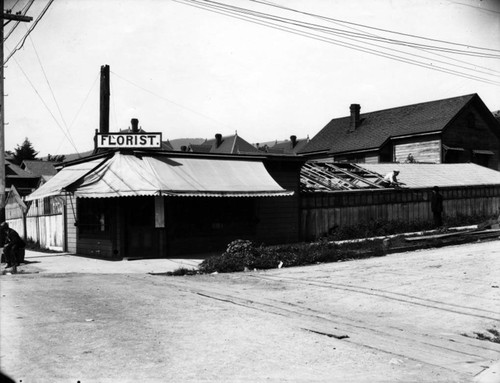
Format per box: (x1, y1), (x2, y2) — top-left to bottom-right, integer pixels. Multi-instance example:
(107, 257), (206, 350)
(187, 133), (259, 154)
(256, 135), (309, 155)
(164, 138), (205, 151)
(21, 160), (58, 183)
(4, 157), (39, 197)
(300, 94), (500, 170)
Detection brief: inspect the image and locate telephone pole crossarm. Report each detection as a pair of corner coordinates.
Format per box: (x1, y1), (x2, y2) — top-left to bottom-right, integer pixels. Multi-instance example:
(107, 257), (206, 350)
(3, 13), (33, 22)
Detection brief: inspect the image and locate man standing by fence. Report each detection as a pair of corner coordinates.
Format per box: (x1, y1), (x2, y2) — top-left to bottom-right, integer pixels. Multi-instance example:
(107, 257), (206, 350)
(431, 186), (444, 227)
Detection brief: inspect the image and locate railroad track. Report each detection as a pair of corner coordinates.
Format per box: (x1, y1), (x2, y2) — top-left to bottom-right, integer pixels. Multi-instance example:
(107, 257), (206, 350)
(153, 274), (500, 378)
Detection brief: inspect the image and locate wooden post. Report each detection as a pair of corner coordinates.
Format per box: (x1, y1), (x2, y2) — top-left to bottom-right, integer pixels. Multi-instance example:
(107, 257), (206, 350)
(1, 2), (32, 222)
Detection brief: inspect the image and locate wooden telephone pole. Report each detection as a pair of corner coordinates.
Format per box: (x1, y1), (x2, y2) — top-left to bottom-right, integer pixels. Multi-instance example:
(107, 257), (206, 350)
(1, 0), (32, 221)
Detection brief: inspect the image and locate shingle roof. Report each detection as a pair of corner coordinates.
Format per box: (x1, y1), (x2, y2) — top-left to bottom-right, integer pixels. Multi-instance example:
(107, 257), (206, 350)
(5, 160), (36, 177)
(266, 137), (310, 155)
(358, 163), (500, 188)
(300, 94), (477, 155)
(22, 160), (58, 177)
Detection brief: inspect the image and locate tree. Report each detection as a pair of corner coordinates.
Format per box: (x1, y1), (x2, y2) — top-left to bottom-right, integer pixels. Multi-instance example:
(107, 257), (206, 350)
(12, 138), (39, 165)
(47, 154), (66, 162)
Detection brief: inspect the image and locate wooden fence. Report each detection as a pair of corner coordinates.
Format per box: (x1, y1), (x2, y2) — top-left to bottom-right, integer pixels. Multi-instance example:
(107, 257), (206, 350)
(300, 185), (500, 240)
(6, 196), (66, 251)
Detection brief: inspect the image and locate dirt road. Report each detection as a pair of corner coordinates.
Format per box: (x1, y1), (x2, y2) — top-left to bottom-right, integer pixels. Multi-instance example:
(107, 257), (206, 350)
(1, 241), (499, 382)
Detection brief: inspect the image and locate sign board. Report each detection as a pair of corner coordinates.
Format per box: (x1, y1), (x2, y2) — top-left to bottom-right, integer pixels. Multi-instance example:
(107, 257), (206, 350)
(96, 132), (162, 149)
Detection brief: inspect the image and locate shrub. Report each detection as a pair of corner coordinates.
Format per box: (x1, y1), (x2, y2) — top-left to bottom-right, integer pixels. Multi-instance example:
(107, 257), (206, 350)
(198, 238), (385, 274)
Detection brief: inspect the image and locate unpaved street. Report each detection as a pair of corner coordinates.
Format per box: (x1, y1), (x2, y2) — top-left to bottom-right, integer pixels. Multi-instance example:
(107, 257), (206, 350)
(1, 241), (499, 382)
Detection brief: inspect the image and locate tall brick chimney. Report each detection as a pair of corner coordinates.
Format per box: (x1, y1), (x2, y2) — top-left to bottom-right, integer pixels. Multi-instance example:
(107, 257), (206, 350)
(290, 135), (297, 148)
(349, 104), (361, 132)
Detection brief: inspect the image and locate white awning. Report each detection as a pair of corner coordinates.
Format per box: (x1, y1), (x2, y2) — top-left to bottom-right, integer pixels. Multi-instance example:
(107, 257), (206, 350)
(25, 158), (106, 201)
(26, 152), (293, 200)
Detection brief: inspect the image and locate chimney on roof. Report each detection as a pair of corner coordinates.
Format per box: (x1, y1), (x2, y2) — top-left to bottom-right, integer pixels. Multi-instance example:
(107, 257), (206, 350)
(290, 135), (297, 148)
(131, 118), (139, 133)
(215, 133), (222, 148)
(349, 104), (361, 132)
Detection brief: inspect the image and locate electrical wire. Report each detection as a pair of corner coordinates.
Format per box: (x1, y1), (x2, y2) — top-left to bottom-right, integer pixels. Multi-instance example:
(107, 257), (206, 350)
(12, 57), (81, 154)
(189, 0), (500, 58)
(3, 0), (36, 42)
(249, 0), (500, 53)
(111, 70), (232, 129)
(54, 71), (100, 154)
(4, 0), (54, 65)
(173, 0), (500, 86)
(28, 32), (80, 152)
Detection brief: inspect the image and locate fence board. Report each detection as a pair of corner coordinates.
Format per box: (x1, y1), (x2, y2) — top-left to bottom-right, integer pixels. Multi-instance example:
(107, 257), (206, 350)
(301, 186), (500, 240)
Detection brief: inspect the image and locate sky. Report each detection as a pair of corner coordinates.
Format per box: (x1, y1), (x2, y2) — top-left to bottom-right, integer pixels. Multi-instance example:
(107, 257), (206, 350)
(3, 0), (500, 157)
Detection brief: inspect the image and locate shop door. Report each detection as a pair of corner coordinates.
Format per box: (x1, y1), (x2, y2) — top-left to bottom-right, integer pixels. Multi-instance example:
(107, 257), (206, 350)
(125, 197), (159, 258)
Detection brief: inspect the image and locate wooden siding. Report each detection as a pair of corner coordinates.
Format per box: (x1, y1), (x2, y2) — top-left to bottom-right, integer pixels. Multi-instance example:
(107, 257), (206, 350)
(301, 186), (500, 240)
(442, 104), (500, 169)
(66, 195), (77, 253)
(364, 154), (379, 164)
(77, 238), (113, 258)
(394, 139), (441, 163)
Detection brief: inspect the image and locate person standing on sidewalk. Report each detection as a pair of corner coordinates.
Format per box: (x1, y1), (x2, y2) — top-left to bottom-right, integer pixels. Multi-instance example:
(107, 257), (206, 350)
(1, 222), (25, 268)
(431, 186), (444, 227)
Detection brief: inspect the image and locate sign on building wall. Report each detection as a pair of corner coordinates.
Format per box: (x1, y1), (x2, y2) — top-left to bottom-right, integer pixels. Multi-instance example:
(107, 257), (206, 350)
(96, 133), (162, 149)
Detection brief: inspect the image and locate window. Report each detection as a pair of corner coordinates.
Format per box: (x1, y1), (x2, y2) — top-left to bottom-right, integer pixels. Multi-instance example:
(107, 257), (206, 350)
(78, 199), (111, 236)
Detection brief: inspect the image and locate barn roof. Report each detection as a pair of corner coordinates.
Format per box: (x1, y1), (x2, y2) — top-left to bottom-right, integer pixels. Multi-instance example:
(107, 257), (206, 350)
(300, 94), (478, 155)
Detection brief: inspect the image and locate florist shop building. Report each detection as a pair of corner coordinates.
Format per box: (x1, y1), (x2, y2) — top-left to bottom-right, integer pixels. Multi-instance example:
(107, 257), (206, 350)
(25, 149), (303, 259)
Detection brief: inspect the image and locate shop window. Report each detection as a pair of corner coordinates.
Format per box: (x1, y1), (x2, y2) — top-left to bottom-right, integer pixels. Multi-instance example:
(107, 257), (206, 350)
(78, 199), (110, 236)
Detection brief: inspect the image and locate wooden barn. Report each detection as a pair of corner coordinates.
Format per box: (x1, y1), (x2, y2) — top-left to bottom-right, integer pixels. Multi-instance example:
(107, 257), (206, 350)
(300, 94), (500, 170)
(25, 150), (303, 258)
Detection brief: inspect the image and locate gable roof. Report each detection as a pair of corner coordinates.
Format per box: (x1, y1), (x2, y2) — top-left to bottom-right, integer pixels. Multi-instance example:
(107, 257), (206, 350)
(21, 160), (58, 177)
(268, 137), (310, 155)
(5, 159), (36, 177)
(196, 134), (259, 154)
(300, 94), (479, 155)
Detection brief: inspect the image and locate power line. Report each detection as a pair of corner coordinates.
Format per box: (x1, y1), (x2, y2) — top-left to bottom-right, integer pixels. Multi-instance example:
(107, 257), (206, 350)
(12, 57), (81, 154)
(249, 0), (500, 53)
(54, 71), (99, 154)
(4, 0), (54, 65)
(28, 31), (80, 152)
(3, 0), (35, 42)
(111, 70), (233, 129)
(173, 0), (500, 86)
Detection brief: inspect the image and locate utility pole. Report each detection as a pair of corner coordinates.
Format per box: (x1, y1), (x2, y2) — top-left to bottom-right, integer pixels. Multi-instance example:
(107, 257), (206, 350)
(1, 0), (32, 221)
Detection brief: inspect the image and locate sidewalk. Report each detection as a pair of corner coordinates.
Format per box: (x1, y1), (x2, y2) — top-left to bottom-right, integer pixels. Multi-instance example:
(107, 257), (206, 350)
(1, 249), (202, 274)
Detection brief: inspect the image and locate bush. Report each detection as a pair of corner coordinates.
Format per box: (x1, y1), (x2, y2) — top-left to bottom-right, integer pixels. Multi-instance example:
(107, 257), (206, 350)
(198, 238), (385, 274)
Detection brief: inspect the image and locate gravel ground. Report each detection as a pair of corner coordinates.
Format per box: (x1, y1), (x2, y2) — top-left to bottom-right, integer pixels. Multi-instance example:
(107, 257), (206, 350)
(1, 240), (499, 383)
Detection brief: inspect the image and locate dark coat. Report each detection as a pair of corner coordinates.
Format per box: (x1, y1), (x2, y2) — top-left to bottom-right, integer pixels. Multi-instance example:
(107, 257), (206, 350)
(431, 191), (443, 213)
